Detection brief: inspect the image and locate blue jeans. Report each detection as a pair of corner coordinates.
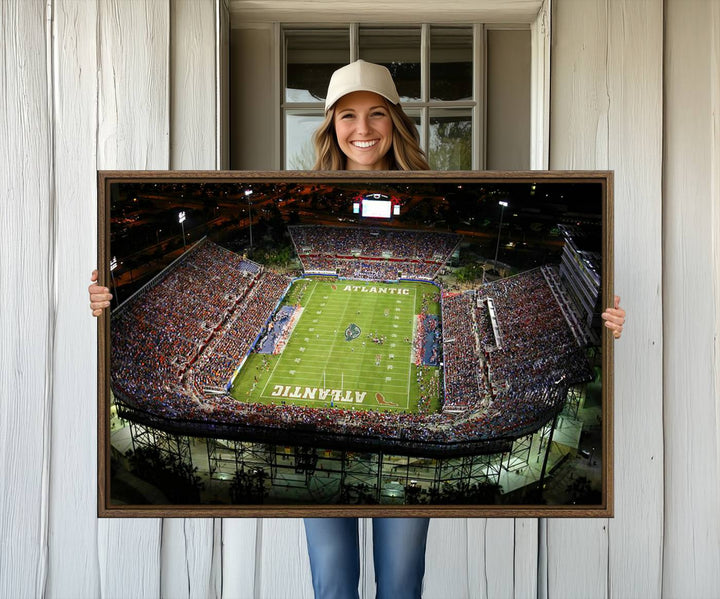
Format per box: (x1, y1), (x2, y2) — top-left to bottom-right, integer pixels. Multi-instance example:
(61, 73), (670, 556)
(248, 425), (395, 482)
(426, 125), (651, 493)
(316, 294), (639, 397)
(304, 517), (430, 599)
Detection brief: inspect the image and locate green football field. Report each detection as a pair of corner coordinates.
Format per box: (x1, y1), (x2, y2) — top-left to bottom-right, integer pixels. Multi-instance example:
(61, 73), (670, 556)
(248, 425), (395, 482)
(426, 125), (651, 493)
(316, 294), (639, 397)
(229, 277), (441, 413)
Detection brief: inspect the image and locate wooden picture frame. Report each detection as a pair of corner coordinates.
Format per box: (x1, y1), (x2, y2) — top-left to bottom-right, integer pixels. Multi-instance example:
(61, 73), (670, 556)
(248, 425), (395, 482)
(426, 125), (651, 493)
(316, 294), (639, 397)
(98, 170), (614, 518)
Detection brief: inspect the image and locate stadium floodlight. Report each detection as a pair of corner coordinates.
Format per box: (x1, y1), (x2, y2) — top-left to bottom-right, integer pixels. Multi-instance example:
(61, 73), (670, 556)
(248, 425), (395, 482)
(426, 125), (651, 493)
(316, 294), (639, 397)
(178, 211), (187, 252)
(493, 201), (509, 269)
(245, 189), (253, 248)
(110, 256), (119, 305)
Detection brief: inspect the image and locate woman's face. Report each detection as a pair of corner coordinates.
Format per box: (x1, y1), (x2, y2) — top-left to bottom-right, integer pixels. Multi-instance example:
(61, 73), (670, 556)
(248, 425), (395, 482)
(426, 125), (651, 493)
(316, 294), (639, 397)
(333, 91), (394, 171)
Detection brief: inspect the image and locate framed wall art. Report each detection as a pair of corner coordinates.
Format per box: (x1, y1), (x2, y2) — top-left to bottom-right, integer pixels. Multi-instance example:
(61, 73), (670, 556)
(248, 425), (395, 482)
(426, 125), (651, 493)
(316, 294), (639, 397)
(97, 170), (614, 517)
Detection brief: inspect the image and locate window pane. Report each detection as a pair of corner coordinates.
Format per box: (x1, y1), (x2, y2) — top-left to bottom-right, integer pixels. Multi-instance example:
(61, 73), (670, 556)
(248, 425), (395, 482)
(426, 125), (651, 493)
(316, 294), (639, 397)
(429, 109), (472, 170)
(359, 27), (421, 102)
(402, 108), (423, 149)
(430, 27), (473, 101)
(285, 30), (349, 103)
(285, 112), (324, 170)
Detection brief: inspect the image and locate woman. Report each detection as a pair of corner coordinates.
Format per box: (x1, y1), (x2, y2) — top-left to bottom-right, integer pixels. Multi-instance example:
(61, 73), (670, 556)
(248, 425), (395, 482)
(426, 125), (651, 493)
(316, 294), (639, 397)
(89, 60), (626, 599)
(302, 60), (433, 599)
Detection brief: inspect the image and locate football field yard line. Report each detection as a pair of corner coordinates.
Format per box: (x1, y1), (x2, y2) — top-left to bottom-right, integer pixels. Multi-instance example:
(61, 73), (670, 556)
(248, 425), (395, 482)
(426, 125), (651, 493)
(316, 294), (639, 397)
(260, 281), (317, 399)
(259, 345), (286, 398)
(322, 284), (354, 387)
(266, 278), (351, 397)
(301, 277), (321, 312)
(258, 279), (318, 398)
(251, 279), (433, 410)
(407, 285), (416, 405)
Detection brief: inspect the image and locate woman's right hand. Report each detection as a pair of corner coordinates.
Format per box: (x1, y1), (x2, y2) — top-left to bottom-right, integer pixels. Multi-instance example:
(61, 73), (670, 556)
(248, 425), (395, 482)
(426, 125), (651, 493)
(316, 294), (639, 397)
(89, 269), (113, 317)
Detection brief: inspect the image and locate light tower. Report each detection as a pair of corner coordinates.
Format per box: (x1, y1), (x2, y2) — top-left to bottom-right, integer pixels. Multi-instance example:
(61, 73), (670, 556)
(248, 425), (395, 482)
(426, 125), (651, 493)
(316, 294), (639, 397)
(178, 211), (187, 252)
(493, 200), (509, 269)
(245, 189), (253, 248)
(110, 256), (119, 306)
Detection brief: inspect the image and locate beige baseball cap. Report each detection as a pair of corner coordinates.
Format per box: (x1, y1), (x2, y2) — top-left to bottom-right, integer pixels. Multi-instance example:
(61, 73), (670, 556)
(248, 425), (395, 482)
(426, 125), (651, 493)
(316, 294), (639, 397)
(324, 60), (400, 112)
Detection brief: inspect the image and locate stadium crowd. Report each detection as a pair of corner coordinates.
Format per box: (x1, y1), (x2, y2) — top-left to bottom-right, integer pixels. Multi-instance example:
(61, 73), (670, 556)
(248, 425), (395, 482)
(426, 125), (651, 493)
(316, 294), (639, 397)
(191, 270), (291, 390)
(289, 225), (457, 280)
(111, 238), (595, 449)
(440, 292), (489, 410)
(289, 225), (459, 260)
(112, 239), (291, 401)
(439, 267), (594, 436)
(474, 269), (593, 394)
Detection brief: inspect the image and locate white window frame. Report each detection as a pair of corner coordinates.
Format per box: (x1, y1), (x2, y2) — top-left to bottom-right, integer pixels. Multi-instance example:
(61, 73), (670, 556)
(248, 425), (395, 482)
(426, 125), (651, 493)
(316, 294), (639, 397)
(281, 23), (486, 170)
(231, 0), (551, 171)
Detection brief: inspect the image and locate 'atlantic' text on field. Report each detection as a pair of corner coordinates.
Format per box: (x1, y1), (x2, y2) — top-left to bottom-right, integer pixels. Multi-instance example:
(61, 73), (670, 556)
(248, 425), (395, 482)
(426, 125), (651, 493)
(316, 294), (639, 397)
(271, 385), (368, 403)
(343, 285), (409, 295)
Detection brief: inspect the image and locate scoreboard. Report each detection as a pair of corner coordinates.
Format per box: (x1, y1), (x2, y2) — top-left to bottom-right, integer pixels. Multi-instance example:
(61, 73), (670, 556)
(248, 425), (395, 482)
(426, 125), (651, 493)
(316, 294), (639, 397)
(353, 193), (401, 219)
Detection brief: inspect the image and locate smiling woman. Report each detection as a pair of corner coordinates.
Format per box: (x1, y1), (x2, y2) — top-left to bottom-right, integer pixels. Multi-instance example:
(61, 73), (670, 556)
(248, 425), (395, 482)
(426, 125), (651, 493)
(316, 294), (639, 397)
(333, 91), (394, 170)
(311, 60), (429, 172)
(301, 59), (434, 599)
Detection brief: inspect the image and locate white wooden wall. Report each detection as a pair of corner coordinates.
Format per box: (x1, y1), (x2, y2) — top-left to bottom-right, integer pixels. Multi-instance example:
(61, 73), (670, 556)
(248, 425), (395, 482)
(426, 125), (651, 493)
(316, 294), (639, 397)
(662, 1), (720, 596)
(549, 1), (664, 596)
(1, 0), (719, 597)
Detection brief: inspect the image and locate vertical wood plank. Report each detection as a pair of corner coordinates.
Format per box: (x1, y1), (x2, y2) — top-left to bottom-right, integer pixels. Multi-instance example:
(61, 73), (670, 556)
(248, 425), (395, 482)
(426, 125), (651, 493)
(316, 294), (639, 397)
(605, 1), (664, 597)
(255, 519), (314, 599)
(550, 0), (609, 171)
(484, 519), (524, 599)
(170, 0), (217, 170)
(0, 1), (52, 598)
(161, 519), (219, 599)
(47, 0), (101, 597)
(424, 519), (471, 599)
(221, 519), (260, 599)
(545, 521), (607, 599)
(217, 0), (230, 170)
(98, 519), (162, 599)
(359, 518), (372, 598)
(97, 0), (170, 170)
(423, 518), (519, 599)
(96, 1), (170, 596)
(162, 1), (221, 597)
(713, 11), (720, 558)
(663, 1), (720, 596)
(530, 0), (550, 170)
(512, 518), (539, 599)
(209, 519), (224, 598)
(548, 4), (610, 595)
(550, 0), (664, 596)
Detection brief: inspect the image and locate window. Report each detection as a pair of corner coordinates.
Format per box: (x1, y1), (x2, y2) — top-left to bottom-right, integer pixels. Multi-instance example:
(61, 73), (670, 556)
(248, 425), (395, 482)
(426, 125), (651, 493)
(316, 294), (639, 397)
(283, 25), (481, 170)
(229, 23), (531, 171)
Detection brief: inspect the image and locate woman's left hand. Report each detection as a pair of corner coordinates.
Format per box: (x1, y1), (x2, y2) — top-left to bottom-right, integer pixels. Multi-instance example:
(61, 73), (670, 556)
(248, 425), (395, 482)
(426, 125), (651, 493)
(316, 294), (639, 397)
(601, 295), (625, 339)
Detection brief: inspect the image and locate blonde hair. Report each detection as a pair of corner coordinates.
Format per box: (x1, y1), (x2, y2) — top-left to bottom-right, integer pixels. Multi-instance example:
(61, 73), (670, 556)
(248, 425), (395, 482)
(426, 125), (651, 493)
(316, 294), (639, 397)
(312, 101), (430, 171)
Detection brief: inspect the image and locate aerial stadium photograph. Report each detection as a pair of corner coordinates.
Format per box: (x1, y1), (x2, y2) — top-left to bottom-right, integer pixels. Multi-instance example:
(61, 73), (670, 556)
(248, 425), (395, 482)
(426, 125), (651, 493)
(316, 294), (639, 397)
(98, 171), (614, 516)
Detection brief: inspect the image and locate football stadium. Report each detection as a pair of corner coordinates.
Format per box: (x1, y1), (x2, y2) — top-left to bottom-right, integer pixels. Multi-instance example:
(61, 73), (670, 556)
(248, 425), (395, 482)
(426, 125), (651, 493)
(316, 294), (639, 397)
(107, 179), (607, 505)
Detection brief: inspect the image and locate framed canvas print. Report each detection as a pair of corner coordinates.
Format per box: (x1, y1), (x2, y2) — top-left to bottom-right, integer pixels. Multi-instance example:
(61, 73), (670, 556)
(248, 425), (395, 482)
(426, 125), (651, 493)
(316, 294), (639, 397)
(97, 170), (614, 517)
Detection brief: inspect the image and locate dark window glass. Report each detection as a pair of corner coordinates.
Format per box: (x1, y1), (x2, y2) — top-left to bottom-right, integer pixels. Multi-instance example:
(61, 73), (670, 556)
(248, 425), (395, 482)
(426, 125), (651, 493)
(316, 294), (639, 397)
(430, 27), (473, 101)
(359, 27), (421, 102)
(286, 30), (350, 103)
